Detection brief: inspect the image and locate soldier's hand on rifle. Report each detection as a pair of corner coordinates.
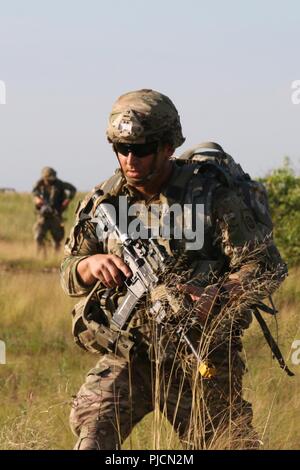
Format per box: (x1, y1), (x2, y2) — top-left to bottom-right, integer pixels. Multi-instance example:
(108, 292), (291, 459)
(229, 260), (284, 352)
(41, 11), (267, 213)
(77, 254), (132, 288)
(177, 274), (243, 323)
(177, 283), (220, 323)
(34, 196), (44, 209)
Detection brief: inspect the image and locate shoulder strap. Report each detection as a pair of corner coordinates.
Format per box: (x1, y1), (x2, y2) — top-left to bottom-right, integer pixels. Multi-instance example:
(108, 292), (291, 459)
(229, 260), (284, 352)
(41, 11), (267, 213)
(164, 163), (200, 204)
(77, 170), (125, 221)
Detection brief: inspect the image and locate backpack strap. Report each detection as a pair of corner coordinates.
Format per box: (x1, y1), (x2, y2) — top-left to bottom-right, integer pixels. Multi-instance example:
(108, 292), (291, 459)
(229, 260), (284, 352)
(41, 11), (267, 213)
(78, 170), (125, 222)
(164, 163), (200, 204)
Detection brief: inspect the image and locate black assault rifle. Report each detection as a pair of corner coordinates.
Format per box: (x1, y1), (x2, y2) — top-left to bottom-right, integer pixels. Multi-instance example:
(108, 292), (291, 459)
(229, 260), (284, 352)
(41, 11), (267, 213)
(37, 192), (56, 217)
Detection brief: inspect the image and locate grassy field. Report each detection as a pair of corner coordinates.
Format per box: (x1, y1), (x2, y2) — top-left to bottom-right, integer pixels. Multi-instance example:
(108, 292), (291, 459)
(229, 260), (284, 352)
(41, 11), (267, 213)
(0, 192), (299, 449)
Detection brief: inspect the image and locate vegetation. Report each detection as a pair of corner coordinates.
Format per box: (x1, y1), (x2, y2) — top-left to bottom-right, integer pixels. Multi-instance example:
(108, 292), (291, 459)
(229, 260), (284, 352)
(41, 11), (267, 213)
(260, 157), (300, 266)
(0, 192), (82, 271)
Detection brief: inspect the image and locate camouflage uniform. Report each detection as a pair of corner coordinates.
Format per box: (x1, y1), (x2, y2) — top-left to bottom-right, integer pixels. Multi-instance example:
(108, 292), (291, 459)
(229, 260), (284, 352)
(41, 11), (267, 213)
(60, 89), (286, 450)
(61, 162), (286, 450)
(32, 171), (76, 249)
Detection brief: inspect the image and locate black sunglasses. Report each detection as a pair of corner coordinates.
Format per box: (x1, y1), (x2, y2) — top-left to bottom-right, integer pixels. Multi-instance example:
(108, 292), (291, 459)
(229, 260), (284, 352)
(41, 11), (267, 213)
(114, 142), (158, 158)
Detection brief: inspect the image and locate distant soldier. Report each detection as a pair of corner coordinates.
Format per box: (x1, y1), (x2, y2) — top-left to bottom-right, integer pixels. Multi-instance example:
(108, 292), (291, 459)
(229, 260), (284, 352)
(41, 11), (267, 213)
(32, 167), (76, 252)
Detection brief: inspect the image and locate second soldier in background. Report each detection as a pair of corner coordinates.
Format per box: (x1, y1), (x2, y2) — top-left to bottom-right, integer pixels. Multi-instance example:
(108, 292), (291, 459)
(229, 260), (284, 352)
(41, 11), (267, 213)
(32, 167), (76, 253)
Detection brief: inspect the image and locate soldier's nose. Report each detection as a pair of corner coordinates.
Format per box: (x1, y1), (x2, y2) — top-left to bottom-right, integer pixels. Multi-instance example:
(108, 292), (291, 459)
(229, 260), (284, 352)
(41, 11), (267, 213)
(127, 153), (138, 165)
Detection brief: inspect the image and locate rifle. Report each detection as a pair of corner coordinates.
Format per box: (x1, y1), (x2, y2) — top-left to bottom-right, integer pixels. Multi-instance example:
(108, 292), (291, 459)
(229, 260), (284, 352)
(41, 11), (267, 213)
(83, 194), (216, 378)
(39, 202), (55, 216)
(36, 192), (56, 217)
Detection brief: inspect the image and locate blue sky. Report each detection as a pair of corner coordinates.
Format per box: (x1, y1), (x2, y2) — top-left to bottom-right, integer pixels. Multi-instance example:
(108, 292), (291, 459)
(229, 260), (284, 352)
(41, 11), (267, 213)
(0, 0), (299, 190)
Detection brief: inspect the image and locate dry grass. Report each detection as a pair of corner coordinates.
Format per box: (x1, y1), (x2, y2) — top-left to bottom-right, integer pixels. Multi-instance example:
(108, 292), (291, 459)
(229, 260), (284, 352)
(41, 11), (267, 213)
(243, 301), (300, 449)
(0, 193), (299, 449)
(1, 269), (297, 450)
(0, 272), (92, 449)
(0, 241), (61, 272)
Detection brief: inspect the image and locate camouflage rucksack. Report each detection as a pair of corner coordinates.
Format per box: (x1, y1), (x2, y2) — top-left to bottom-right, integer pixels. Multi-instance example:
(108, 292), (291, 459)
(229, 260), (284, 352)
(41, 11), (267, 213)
(177, 141), (273, 238)
(178, 142), (293, 377)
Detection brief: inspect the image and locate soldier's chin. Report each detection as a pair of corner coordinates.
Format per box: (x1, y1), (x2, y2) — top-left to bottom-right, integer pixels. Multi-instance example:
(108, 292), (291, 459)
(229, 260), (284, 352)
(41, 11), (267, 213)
(125, 175), (146, 185)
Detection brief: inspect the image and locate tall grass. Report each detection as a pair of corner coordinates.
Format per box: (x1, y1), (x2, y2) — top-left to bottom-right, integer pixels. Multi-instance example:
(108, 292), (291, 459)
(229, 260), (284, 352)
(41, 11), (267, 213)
(243, 300), (300, 449)
(0, 270), (299, 449)
(0, 192), (83, 270)
(0, 192), (82, 244)
(0, 272), (167, 449)
(0, 194), (299, 449)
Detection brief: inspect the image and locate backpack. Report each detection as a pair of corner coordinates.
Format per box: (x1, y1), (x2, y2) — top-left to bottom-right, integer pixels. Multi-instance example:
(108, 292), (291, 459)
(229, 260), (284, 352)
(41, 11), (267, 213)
(177, 142), (293, 377)
(177, 141), (273, 237)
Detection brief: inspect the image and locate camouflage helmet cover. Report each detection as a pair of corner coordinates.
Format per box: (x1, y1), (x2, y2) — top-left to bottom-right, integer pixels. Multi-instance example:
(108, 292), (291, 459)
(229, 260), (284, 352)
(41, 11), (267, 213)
(41, 167), (57, 180)
(106, 89), (185, 148)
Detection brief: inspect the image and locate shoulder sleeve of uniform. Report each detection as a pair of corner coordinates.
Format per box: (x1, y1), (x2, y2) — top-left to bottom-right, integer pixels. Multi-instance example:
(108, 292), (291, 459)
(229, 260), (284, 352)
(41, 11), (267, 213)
(60, 255), (92, 297)
(64, 194), (100, 258)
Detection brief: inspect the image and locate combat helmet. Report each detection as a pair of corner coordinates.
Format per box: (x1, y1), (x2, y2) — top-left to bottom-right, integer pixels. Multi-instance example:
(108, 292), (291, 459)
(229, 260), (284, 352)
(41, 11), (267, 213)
(106, 89), (185, 148)
(41, 167), (57, 181)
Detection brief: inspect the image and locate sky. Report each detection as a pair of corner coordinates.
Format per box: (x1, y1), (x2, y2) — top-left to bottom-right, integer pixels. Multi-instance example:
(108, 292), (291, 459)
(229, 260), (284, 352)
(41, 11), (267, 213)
(0, 0), (299, 191)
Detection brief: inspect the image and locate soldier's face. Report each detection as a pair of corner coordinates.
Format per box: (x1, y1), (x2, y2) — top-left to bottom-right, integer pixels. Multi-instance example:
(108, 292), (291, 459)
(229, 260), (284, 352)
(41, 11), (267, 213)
(44, 178), (55, 186)
(117, 143), (173, 186)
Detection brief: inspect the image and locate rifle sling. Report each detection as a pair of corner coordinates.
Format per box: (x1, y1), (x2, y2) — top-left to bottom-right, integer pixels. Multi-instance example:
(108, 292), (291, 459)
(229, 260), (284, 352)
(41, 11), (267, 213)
(253, 307), (294, 377)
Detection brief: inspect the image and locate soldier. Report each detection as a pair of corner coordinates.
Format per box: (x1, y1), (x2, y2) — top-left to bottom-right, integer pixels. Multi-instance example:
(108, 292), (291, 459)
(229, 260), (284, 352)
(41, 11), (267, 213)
(61, 89), (287, 450)
(33, 167), (76, 252)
